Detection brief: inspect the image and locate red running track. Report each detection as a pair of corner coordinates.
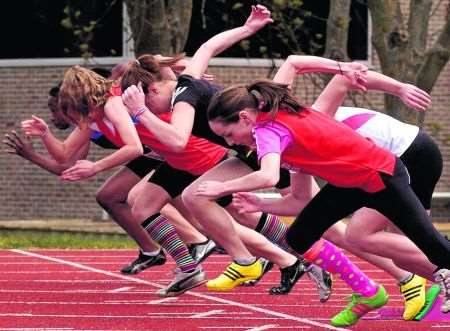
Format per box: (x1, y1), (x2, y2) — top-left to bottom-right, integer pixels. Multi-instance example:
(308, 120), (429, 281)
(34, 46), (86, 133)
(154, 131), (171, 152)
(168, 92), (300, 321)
(0, 249), (448, 331)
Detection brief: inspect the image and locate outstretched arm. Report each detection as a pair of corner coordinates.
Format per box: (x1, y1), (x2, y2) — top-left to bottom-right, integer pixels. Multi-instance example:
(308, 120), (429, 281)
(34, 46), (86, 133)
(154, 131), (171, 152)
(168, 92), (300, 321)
(273, 55), (368, 90)
(183, 5), (273, 79)
(21, 115), (92, 163)
(312, 71), (431, 117)
(4, 130), (90, 175)
(196, 153), (281, 199)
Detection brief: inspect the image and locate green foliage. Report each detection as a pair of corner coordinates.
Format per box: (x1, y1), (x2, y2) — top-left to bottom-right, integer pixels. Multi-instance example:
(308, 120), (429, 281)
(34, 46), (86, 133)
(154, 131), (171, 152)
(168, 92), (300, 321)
(0, 230), (137, 249)
(60, 1), (118, 60)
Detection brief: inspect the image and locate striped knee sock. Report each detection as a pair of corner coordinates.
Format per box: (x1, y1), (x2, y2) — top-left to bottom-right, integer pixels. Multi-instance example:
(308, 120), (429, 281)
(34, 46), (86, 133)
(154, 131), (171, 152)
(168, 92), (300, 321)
(255, 213), (292, 252)
(304, 239), (378, 297)
(142, 213), (197, 273)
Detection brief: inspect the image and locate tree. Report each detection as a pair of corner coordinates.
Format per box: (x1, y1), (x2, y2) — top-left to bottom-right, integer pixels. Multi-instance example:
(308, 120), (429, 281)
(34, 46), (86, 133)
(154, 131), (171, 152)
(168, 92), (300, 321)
(124, 0), (193, 56)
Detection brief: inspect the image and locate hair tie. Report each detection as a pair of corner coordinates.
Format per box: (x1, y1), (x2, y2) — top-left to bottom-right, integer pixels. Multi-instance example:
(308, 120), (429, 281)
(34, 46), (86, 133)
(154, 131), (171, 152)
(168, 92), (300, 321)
(249, 89), (266, 111)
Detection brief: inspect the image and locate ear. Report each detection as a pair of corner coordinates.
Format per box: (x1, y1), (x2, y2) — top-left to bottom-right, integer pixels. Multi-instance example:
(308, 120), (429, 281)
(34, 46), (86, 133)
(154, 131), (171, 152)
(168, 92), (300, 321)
(239, 109), (256, 124)
(149, 84), (159, 94)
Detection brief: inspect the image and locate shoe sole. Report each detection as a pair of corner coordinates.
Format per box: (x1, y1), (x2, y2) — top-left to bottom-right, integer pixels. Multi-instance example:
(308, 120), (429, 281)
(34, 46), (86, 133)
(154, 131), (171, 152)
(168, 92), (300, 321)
(158, 279), (208, 297)
(413, 285), (441, 320)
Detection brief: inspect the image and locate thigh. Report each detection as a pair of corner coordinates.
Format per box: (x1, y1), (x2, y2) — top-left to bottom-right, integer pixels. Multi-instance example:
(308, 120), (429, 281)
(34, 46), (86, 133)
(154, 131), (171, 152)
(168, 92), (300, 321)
(183, 157), (253, 198)
(347, 208), (390, 237)
(287, 184), (367, 253)
(149, 162), (199, 199)
(97, 166), (141, 203)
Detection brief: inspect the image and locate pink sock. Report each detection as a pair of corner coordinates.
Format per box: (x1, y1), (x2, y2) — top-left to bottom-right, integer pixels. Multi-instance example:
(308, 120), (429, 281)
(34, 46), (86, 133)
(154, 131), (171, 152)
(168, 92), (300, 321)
(304, 239), (378, 297)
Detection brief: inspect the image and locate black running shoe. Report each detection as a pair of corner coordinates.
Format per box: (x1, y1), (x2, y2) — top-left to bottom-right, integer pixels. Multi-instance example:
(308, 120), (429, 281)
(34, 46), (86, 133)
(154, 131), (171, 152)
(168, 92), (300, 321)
(269, 259), (306, 295)
(242, 257), (274, 286)
(157, 266), (207, 297)
(188, 239), (217, 264)
(120, 249), (166, 274)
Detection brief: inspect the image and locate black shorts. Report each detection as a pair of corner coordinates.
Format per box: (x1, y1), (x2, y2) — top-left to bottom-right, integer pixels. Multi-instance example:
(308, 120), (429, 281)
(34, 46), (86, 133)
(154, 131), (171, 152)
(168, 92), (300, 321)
(148, 161), (200, 198)
(400, 130), (442, 210)
(125, 156), (163, 178)
(235, 148), (291, 189)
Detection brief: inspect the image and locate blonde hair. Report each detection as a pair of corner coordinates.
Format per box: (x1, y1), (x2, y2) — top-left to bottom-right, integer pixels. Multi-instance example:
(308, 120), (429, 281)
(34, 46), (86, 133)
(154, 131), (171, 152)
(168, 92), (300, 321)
(58, 65), (114, 120)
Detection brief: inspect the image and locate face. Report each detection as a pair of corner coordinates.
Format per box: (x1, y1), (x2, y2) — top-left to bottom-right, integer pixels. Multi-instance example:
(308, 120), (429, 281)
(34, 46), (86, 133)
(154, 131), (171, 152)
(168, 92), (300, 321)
(48, 96), (70, 130)
(209, 113), (255, 148)
(145, 81), (173, 114)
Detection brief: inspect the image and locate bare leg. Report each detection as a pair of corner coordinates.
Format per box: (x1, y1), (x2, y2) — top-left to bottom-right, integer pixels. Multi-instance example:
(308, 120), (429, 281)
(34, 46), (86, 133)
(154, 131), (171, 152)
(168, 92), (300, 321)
(96, 167), (159, 252)
(345, 208), (436, 281)
(161, 198), (208, 244)
(182, 157), (258, 260)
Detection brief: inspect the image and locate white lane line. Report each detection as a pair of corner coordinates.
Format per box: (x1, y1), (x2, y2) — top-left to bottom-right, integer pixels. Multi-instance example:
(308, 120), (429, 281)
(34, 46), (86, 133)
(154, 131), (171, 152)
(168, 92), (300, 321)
(147, 297), (178, 304)
(107, 286), (134, 293)
(10, 249), (350, 331)
(190, 309), (224, 318)
(245, 325), (279, 331)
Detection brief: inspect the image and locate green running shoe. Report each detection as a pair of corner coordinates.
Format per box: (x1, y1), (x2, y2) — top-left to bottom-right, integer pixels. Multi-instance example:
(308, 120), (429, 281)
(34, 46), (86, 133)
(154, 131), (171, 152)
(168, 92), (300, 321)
(413, 284), (441, 321)
(331, 285), (389, 327)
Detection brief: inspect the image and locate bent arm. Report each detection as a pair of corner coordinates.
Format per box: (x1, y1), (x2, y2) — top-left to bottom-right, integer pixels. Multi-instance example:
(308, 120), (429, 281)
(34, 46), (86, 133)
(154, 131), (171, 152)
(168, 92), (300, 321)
(183, 5), (272, 79)
(94, 97), (143, 173)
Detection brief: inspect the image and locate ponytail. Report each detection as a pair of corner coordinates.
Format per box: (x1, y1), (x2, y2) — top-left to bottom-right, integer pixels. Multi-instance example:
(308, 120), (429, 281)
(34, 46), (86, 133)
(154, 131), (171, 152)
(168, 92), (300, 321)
(208, 79), (304, 123)
(120, 53), (185, 93)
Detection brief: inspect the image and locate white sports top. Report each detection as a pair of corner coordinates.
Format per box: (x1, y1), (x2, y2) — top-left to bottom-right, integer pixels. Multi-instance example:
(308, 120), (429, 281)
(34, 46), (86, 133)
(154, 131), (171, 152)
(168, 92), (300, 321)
(334, 107), (419, 156)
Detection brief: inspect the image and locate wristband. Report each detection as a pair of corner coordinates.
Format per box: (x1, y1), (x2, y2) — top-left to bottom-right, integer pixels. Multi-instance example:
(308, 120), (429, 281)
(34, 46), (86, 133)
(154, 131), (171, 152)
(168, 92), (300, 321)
(135, 106), (147, 118)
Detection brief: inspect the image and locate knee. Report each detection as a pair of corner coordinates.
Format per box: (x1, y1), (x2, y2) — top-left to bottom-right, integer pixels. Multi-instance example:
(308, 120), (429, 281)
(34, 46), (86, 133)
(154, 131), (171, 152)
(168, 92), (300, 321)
(344, 226), (367, 249)
(181, 187), (206, 211)
(96, 187), (113, 210)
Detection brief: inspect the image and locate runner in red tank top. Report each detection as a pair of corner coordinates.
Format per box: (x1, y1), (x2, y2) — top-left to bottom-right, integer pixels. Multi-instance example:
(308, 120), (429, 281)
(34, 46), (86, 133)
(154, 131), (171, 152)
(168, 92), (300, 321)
(203, 79), (450, 320)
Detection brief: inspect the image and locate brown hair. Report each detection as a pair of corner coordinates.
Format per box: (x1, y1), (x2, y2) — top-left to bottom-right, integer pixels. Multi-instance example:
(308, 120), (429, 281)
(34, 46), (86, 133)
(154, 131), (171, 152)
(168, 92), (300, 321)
(120, 53), (185, 94)
(207, 79), (305, 123)
(58, 65), (114, 121)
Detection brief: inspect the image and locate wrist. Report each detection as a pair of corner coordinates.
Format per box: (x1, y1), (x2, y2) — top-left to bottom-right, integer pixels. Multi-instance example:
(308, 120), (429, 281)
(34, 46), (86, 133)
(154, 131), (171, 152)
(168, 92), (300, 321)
(134, 106), (148, 118)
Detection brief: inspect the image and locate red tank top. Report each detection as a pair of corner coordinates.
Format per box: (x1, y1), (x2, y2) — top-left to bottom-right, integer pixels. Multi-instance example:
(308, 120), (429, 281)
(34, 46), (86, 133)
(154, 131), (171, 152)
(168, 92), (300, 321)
(95, 87), (227, 175)
(256, 108), (395, 192)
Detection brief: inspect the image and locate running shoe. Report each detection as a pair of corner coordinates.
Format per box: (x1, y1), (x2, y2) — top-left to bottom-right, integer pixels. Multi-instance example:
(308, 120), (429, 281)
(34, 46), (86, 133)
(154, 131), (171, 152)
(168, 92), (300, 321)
(207, 259), (262, 291)
(306, 264), (333, 303)
(269, 259), (305, 295)
(434, 268), (450, 313)
(242, 257), (274, 286)
(399, 274), (426, 320)
(414, 284), (441, 320)
(120, 249), (166, 274)
(157, 266), (207, 297)
(331, 285), (389, 327)
(188, 239), (217, 264)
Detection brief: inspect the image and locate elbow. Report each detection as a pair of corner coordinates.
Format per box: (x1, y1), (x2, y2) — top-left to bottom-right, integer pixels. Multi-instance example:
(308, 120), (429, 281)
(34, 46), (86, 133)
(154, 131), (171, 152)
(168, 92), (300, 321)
(169, 137), (189, 153)
(132, 145), (144, 158)
(197, 43), (214, 58)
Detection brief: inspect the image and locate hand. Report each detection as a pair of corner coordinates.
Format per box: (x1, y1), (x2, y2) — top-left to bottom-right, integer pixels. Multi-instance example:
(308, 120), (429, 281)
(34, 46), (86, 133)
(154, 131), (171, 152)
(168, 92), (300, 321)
(244, 5), (273, 34)
(397, 83), (431, 111)
(232, 192), (263, 214)
(21, 115), (49, 138)
(122, 82), (146, 116)
(341, 62), (368, 92)
(3, 130), (35, 159)
(195, 180), (227, 198)
(60, 160), (98, 181)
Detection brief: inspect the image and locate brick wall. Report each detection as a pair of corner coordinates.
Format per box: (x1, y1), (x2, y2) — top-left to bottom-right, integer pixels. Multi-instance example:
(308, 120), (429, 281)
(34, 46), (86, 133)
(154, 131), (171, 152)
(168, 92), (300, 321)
(0, 61), (448, 221)
(0, 1), (449, 221)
